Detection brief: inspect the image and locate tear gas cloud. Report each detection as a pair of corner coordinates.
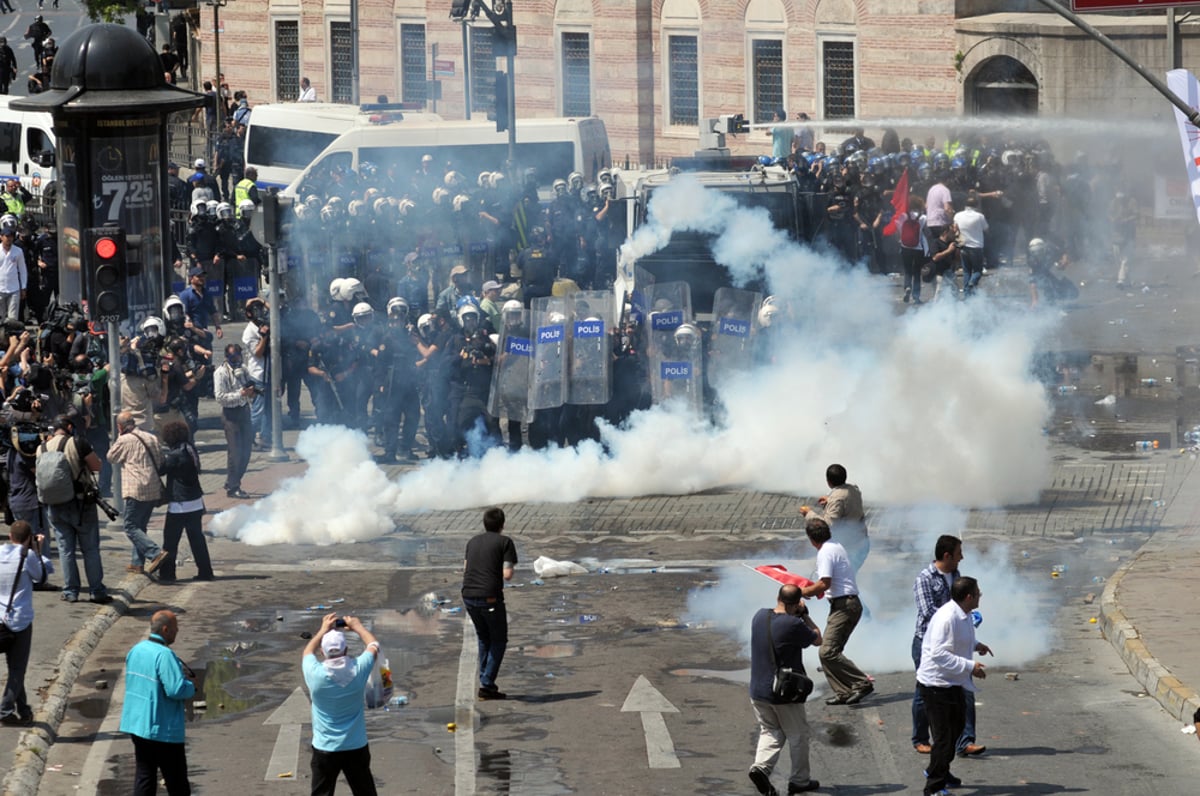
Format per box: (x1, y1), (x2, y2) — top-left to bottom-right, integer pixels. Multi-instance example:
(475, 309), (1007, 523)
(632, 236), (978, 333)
(685, 505), (1054, 676)
(213, 176), (1054, 545)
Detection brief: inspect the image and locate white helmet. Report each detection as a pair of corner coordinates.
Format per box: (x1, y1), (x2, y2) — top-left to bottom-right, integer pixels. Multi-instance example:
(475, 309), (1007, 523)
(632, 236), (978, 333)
(238, 199), (256, 216)
(206, 200), (219, 215)
(452, 193), (472, 213)
(352, 302), (374, 324)
(304, 194), (322, 210)
(600, 184), (615, 200)
(0, 214), (18, 235)
(552, 178), (567, 196)
(432, 187), (450, 205)
(417, 312), (435, 337)
(329, 277), (348, 301)
(673, 323), (701, 348)
(190, 200), (207, 217)
(567, 171), (584, 192)
(457, 302), (481, 329)
(216, 202), (234, 220)
(1028, 237), (1047, 258)
(502, 299), (523, 314)
(398, 198), (416, 216)
(386, 296), (409, 321)
(488, 172), (506, 189)
(141, 315), (166, 339)
(547, 311), (567, 325)
(163, 295), (186, 323)
(477, 171), (492, 189)
(757, 304), (780, 328)
(193, 158), (206, 170)
(444, 170), (465, 188)
(347, 199), (365, 217)
(372, 197), (390, 216)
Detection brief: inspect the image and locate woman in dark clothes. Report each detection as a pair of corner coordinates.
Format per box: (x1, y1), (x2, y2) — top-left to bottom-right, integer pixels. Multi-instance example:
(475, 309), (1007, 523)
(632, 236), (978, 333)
(158, 420), (214, 582)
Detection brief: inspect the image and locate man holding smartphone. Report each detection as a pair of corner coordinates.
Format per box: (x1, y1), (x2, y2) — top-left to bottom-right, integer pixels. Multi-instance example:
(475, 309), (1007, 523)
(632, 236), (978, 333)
(302, 612), (381, 795)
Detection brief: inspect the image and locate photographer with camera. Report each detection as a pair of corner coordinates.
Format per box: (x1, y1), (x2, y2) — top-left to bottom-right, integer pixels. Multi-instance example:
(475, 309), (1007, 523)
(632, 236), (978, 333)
(40, 415), (113, 604)
(241, 298), (271, 449)
(120, 318), (169, 434)
(214, 344), (254, 499)
(0, 520), (54, 726)
(6, 422), (51, 558)
(108, 412), (170, 576)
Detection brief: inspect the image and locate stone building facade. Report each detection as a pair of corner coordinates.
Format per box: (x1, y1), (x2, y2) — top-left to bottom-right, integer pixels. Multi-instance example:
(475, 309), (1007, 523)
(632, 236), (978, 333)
(191, 1), (1197, 164)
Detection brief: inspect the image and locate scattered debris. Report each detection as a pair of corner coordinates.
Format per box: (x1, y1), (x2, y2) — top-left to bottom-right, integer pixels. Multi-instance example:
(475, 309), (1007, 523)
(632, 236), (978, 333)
(95, 680), (108, 690)
(1005, 673), (1019, 681)
(533, 556), (589, 578)
(1083, 593), (1095, 605)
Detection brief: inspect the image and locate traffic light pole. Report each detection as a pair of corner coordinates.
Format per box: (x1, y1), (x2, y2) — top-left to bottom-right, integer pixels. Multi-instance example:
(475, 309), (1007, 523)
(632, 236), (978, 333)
(107, 320), (124, 519)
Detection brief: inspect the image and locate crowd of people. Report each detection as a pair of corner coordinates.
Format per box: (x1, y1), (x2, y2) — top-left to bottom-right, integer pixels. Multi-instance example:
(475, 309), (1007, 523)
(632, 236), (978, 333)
(748, 465), (992, 796)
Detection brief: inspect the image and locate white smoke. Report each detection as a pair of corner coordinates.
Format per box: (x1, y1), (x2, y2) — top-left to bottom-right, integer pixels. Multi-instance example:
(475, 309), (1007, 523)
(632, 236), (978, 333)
(213, 176), (1055, 545)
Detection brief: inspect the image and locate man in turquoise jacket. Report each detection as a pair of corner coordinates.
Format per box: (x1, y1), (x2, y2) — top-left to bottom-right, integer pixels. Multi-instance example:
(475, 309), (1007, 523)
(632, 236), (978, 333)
(120, 610), (196, 795)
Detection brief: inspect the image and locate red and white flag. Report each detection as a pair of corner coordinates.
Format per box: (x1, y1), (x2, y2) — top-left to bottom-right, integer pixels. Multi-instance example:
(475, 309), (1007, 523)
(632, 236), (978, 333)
(881, 168), (910, 237)
(746, 563), (822, 597)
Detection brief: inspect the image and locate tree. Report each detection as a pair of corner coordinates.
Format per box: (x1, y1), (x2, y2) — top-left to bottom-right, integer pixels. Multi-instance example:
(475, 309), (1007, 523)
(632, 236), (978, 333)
(84, 1), (145, 23)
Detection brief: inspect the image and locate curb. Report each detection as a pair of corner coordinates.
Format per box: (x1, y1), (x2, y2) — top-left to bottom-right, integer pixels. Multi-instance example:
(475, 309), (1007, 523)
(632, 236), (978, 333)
(1, 573), (153, 796)
(1098, 552), (1200, 726)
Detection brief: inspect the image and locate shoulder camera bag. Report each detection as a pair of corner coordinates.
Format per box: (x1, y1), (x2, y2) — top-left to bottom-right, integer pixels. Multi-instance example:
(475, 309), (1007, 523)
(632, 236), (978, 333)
(767, 611), (814, 703)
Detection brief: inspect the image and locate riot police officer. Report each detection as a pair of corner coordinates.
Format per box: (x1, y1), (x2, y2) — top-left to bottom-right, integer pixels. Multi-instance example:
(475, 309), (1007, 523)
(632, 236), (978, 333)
(374, 298), (423, 463)
(448, 300), (499, 455)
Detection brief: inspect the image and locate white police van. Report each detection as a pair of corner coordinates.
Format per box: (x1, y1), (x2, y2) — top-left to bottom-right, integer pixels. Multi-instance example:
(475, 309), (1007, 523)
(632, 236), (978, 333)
(0, 96), (56, 193)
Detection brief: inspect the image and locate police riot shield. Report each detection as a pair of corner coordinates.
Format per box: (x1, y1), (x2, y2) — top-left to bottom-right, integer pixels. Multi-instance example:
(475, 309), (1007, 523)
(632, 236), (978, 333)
(567, 291), (614, 406)
(644, 282), (693, 403)
(488, 306), (535, 424)
(649, 322), (705, 415)
(707, 287), (762, 387)
(529, 295), (570, 410)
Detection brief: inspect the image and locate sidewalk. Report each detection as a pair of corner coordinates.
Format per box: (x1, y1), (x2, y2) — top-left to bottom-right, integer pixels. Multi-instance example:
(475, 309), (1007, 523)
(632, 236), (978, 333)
(1098, 453), (1200, 726)
(0, 344), (317, 794)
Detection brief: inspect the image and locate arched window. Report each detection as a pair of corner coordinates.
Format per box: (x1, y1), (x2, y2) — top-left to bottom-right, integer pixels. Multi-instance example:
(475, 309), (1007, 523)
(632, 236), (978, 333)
(556, 0), (593, 116)
(662, 0), (701, 128)
(745, 0), (787, 124)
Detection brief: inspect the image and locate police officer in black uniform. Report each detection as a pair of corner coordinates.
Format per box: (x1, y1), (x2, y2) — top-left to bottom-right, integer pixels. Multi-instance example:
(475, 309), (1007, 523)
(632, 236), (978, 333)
(374, 298), (423, 463)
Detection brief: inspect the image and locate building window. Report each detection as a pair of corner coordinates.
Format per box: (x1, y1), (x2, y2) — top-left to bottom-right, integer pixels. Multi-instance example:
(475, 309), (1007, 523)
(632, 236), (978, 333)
(330, 21), (354, 104)
(470, 26), (495, 115)
(668, 34), (699, 126)
(751, 39), (783, 124)
(274, 20), (299, 102)
(400, 24), (428, 105)
(561, 32), (591, 117)
(822, 40), (855, 120)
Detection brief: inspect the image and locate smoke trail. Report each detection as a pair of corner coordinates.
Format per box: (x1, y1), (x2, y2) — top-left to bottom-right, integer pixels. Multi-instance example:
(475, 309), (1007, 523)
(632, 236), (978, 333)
(685, 505), (1053, 676)
(212, 176), (1054, 545)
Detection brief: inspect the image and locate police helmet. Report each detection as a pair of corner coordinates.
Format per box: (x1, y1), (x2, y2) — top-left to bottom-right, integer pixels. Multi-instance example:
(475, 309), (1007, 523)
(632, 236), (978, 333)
(758, 304), (780, 328)
(917, 163), (932, 181)
(1028, 238), (1048, 259)
(599, 184), (615, 200)
(11, 424), (41, 457)
(673, 323), (701, 348)
(163, 295), (186, 323)
(320, 204), (338, 224)
(206, 199), (220, 216)
(652, 298), (673, 313)
(444, 171), (465, 189)
(398, 198), (416, 216)
(189, 201), (207, 218)
(141, 316), (166, 339)
(386, 297), (409, 321)
(523, 167), (538, 186)
(347, 199), (365, 217)
(488, 172), (506, 190)
(584, 184), (598, 204)
(567, 172), (584, 192)
(552, 178), (567, 196)
(372, 197), (390, 217)
(352, 302), (374, 325)
(329, 278), (348, 301)
(304, 194), (321, 210)
(293, 204), (308, 221)
(216, 202), (234, 220)
(417, 313), (435, 338)
(477, 171), (492, 189)
(341, 277), (368, 303)
(359, 161), (378, 179)
(0, 214), (18, 235)
(452, 193), (472, 213)
(238, 199), (256, 216)
(932, 152), (949, 170)
(363, 187), (380, 203)
(950, 157), (966, 171)
(456, 302), (481, 329)
(501, 299), (523, 318)
(530, 226), (547, 245)
(597, 168), (614, 186)
(432, 187), (450, 205)
(455, 295), (480, 312)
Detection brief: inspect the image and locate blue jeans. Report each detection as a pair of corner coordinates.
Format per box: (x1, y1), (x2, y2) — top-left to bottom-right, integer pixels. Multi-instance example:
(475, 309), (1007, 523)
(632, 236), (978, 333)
(962, 247), (985, 292)
(0, 624), (32, 721)
(11, 507), (48, 551)
(463, 597), (508, 690)
(249, 376), (270, 439)
(48, 501), (108, 600)
(912, 635), (976, 752)
(122, 498), (162, 567)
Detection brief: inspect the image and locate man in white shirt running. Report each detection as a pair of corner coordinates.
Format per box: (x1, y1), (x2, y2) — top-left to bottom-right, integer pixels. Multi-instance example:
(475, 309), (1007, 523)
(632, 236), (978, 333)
(799, 517), (873, 706)
(953, 194), (989, 297)
(916, 576), (993, 796)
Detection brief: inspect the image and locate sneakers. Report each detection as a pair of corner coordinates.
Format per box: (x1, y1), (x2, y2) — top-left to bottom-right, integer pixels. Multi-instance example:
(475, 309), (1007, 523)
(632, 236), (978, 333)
(226, 488), (251, 499)
(787, 781), (820, 794)
(903, 287), (912, 303)
(477, 686), (507, 700)
(144, 550), (171, 576)
(89, 594), (113, 605)
(60, 592), (78, 603)
(749, 766), (778, 796)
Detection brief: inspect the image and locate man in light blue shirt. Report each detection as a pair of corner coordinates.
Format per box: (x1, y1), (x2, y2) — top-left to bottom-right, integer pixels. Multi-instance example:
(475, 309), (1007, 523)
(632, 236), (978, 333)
(0, 520), (52, 725)
(302, 613), (381, 795)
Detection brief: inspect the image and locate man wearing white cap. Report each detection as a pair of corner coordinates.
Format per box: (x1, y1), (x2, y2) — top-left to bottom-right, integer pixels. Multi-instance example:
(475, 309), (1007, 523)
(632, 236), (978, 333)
(302, 613), (381, 795)
(479, 280), (503, 332)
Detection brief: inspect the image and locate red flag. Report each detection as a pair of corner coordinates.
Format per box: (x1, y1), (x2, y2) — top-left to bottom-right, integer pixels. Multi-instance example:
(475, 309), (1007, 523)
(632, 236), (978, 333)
(881, 168), (910, 236)
(749, 564), (822, 598)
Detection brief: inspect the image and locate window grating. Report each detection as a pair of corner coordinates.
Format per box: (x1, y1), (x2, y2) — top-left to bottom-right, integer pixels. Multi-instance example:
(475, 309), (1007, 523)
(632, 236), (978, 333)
(274, 20), (299, 102)
(561, 32), (591, 117)
(331, 22), (354, 104)
(668, 35), (699, 127)
(823, 41), (855, 120)
(401, 24), (428, 104)
(752, 39), (783, 124)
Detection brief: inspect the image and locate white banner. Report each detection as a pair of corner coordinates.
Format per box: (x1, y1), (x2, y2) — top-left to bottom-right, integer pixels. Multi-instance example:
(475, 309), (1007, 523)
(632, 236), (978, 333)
(1166, 69), (1200, 225)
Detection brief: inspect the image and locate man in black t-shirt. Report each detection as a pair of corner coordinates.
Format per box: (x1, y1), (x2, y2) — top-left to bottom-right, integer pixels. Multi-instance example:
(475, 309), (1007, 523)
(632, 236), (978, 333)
(462, 507), (517, 700)
(748, 584), (822, 796)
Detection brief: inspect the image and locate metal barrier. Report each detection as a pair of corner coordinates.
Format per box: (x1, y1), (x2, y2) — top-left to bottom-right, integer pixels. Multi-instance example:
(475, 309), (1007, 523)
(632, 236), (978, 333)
(167, 117), (213, 170)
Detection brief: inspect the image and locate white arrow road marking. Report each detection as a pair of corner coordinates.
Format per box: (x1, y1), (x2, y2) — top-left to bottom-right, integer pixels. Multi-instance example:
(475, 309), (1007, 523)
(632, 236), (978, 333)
(621, 675), (681, 769)
(263, 686), (312, 780)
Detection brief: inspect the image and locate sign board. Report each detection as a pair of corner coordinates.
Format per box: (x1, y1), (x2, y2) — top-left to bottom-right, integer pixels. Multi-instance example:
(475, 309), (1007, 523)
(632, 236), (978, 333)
(1072, 0), (1200, 11)
(434, 59), (455, 77)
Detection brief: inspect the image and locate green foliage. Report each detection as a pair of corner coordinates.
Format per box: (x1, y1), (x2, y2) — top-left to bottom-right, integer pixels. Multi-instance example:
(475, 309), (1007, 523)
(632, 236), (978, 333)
(85, 1), (143, 23)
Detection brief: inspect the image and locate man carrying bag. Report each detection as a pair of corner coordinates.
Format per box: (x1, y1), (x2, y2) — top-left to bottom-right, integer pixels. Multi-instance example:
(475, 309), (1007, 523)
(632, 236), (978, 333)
(748, 583), (823, 796)
(0, 520), (53, 725)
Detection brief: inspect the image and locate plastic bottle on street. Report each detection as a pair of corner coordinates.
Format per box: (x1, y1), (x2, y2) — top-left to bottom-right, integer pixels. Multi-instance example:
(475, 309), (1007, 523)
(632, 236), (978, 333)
(1140, 378), (1158, 388)
(1133, 440), (1158, 451)
(1056, 385), (1078, 395)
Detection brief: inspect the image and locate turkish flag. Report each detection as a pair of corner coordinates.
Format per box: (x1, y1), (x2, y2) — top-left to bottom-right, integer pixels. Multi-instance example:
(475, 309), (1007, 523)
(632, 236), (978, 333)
(881, 168), (910, 237)
(751, 564), (822, 597)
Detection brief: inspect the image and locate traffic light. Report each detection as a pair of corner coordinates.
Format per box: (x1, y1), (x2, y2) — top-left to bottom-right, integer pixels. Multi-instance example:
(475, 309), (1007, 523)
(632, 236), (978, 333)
(449, 0), (471, 21)
(493, 72), (510, 132)
(83, 227), (127, 323)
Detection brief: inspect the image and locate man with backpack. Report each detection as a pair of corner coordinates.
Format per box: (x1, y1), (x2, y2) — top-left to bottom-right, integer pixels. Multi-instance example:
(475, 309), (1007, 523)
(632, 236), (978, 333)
(38, 416), (113, 604)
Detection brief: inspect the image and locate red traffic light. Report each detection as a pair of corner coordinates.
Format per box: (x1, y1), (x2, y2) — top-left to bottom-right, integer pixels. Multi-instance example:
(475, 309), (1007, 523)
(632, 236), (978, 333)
(95, 237), (118, 259)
